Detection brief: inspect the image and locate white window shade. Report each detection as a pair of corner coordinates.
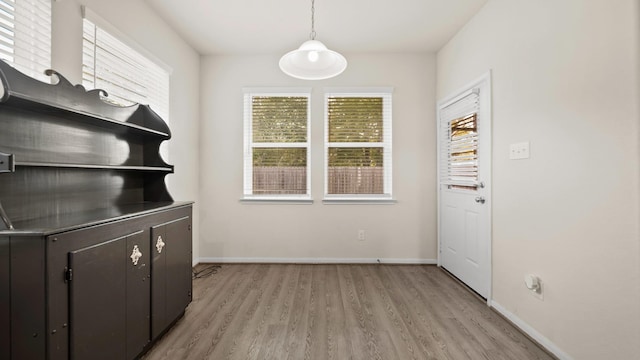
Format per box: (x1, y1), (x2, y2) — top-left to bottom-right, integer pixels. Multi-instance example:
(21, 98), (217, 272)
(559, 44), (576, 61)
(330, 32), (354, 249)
(0, 0), (51, 82)
(439, 90), (480, 188)
(82, 18), (169, 122)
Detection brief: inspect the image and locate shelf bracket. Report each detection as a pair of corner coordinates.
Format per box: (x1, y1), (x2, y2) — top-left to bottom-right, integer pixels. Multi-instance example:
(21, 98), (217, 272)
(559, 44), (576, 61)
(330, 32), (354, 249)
(0, 200), (13, 230)
(0, 152), (15, 173)
(0, 152), (15, 230)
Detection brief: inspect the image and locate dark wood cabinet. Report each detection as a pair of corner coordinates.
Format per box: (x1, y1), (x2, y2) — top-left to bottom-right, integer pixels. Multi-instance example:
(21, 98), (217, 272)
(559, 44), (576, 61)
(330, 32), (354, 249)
(151, 216), (193, 339)
(67, 229), (152, 360)
(69, 234), (131, 360)
(0, 60), (193, 360)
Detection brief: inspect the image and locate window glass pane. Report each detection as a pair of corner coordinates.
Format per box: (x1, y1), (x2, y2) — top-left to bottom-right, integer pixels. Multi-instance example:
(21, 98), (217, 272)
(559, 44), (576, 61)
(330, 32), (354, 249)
(252, 148), (307, 195)
(252, 96), (307, 143)
(253, 147), (307, 167)
(328, 97), (383, 143)
(448, 113), (478, 188)
(328, 147), (383, 194)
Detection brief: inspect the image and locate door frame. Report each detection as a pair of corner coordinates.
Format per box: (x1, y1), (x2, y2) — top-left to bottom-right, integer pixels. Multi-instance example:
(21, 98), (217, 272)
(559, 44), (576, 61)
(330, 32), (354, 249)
(436, 71), (493, 305)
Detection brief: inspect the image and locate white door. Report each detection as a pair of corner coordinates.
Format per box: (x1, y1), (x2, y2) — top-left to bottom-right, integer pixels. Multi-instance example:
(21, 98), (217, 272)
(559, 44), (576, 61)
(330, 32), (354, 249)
(438, 73), (491, 299)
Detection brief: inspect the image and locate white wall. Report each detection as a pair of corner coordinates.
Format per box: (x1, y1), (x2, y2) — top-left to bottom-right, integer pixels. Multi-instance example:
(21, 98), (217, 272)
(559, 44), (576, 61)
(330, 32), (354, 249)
(199, 53), (437, 263)
(437, 1), (640, 359)
(51, 0), (202, 261)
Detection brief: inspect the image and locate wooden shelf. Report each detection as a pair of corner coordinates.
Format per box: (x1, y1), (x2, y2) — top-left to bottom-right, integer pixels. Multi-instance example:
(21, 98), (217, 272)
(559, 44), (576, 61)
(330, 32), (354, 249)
(0, 60), (171, 140)
(4, 95), (170, 140)
(15, 161), (173, 172)
(0, 59), (175, 231)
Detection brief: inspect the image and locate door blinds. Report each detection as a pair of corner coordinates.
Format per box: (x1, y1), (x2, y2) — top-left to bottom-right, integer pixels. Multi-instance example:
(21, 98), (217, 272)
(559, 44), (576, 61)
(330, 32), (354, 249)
(439, 89), (480, 189)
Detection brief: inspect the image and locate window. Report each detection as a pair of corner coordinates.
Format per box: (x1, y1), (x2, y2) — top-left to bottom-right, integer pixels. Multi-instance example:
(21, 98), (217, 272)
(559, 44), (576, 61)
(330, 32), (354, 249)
(0, 0), (51, 82)
(439, 89), (479, 190)
(243, 88), (311, 201)
(447, 113), (478, 189)
(324, 89), (393, 201)
(82, 17), (170, 121)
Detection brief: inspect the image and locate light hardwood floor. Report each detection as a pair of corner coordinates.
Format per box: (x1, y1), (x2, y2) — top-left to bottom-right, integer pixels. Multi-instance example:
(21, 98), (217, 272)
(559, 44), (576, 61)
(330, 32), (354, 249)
(143, 264), (554, 360)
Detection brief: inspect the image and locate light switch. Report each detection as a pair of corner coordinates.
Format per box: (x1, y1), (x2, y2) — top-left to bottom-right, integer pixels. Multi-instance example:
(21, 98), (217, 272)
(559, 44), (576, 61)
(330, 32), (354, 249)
(509, 141), (530, 160)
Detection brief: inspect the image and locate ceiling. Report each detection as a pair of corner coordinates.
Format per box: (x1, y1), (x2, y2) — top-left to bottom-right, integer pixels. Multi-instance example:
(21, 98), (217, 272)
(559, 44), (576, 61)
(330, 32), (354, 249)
(144, 0), (488, 55)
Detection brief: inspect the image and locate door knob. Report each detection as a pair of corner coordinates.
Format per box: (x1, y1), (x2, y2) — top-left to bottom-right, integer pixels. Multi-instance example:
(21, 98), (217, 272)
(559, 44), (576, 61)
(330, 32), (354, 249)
(475, 196), (485, 204)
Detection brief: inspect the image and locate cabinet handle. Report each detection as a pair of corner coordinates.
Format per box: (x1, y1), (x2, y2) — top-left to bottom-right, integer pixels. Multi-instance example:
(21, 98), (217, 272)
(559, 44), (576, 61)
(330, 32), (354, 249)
(156, 235), (165, 254)
(130, 245), (143, 266)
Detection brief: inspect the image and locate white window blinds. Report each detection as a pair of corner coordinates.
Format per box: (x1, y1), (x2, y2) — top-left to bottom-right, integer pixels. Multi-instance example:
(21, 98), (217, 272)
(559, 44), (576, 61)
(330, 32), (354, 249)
(324, 90), (393, 199)
(0, 0), (51, 82)
(82, 18), (170, 121)
(243, 89), (311, 200)
(439, 89), (480, 188)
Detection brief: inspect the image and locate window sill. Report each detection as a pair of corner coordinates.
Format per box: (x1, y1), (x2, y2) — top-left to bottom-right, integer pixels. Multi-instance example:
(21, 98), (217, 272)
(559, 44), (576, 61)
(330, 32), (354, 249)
(240, 197), (314, 205)
(322, 198), (397, 205)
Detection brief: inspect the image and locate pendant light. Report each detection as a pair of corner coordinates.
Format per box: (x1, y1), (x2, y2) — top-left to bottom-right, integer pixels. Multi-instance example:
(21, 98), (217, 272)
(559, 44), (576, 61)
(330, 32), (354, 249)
(279, 0), (347, 80)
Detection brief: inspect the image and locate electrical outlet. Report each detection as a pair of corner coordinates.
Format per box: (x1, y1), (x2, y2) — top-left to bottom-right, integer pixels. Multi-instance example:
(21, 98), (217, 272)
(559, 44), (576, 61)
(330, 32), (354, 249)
(524, 274), (544, 300)
(358, 230), (365, 241)
(531, 282), (544, 301)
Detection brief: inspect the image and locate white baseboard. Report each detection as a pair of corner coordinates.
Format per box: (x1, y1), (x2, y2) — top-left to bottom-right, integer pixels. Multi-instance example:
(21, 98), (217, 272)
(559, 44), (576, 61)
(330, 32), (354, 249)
(195, 257), (437, 265)
(490, 301), (572, 360)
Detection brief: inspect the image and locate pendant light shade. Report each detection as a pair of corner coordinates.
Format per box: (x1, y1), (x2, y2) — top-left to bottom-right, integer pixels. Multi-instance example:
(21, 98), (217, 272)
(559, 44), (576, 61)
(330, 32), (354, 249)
(279, 40), (347, 80)
(279, 0), (347, 80)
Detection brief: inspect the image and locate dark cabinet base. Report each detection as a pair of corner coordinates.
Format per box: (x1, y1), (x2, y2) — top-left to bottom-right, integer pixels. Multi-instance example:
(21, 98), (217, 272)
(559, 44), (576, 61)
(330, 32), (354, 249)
(1, 204), (192, 360)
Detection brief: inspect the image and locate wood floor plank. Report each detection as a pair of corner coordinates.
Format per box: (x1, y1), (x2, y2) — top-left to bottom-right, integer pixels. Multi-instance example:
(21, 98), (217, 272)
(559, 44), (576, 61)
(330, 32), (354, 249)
(142, 264), (555, 360)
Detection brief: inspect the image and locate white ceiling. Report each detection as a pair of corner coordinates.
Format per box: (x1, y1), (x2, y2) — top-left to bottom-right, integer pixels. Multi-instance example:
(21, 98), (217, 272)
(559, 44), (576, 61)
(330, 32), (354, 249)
(144, 0), (488, 55)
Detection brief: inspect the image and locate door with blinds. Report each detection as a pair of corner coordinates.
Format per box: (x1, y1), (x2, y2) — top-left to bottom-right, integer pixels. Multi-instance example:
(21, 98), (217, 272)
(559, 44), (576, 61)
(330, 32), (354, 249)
(437, 73), (491, 299)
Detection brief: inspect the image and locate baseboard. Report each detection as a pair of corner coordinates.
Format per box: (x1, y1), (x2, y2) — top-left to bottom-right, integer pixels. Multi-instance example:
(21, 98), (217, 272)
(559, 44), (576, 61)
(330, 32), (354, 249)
(195, 257), (437, 265)
(490, 301), (572, 360)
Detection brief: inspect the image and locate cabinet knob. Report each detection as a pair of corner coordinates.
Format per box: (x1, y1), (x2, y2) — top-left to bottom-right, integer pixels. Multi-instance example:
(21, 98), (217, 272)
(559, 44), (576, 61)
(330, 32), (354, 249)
(130, 245), (143, 266)
(156, 235), (166, 254)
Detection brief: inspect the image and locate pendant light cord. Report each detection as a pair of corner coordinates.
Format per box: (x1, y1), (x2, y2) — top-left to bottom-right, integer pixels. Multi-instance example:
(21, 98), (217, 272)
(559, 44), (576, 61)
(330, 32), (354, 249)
(310, 0), (316, 40)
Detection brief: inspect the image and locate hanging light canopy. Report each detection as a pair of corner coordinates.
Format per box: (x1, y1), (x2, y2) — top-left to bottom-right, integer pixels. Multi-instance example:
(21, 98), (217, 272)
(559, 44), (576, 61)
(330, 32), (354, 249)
(279, 0), (347, 80)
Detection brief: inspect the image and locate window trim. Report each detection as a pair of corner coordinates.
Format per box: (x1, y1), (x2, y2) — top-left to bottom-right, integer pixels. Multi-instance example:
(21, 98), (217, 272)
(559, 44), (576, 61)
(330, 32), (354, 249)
(323, 87), (394, 202)
(242, 87), (312, 202)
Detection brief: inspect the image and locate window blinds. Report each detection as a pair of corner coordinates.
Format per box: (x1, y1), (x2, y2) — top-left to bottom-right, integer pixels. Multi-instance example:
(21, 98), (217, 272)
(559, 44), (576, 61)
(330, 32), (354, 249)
(325, 93), (392, 197)
(439, 90), (480, 188)
(251, 96), (308, 143)
(0, 0), (51, 82)
(82, 18), (169, 122)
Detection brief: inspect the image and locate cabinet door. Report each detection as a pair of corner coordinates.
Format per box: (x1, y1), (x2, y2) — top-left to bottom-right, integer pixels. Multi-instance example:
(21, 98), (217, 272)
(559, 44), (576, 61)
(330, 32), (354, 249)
(0, 237), (9, 360)
(151, 216), (192, 339)
(69, 230), (150, 360)
(126, 231), (150, 360)
(69, 236), (127, 360)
